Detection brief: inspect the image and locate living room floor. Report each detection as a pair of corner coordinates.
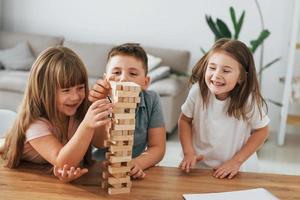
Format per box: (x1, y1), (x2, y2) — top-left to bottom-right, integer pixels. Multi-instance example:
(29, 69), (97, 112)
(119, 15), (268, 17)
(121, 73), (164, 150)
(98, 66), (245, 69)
(159, 130), (300, 176)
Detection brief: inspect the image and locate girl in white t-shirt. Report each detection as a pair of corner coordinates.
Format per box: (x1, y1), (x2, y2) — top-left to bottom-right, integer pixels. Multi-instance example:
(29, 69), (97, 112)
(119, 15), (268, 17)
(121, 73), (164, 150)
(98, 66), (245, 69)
(179, 39), (270, 179)
(1, 47), (112, 182)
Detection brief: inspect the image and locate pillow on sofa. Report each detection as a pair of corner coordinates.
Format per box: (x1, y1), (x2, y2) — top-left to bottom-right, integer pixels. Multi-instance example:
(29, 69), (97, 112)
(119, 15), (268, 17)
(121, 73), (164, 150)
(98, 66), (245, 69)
(148, 66), (171, 83)
(148, 74), (188, 96)
(0, 42), (35, 70)
(147, 53), (162, 71)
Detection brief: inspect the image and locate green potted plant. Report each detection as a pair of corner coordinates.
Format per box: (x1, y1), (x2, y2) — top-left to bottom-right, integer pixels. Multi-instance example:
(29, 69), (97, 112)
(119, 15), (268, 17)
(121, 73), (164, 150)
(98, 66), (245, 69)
(204, 4), (281, 106)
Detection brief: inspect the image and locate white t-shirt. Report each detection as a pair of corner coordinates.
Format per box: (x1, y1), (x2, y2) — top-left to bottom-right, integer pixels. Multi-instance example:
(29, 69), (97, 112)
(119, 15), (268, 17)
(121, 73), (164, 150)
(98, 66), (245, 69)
(181, 83), (270, 172)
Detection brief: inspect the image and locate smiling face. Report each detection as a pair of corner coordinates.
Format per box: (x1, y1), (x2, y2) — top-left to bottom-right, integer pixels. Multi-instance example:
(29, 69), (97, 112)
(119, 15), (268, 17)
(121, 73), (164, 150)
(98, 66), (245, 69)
(56, 84), (86, 116)
(106, 55), (150, 90)
(205, 52), (241, 100)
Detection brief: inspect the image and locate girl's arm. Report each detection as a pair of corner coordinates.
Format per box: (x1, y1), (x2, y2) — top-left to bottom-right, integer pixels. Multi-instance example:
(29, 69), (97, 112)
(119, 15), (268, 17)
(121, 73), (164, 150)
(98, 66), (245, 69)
(133, 126), (166, 170)
(29, 99), (112, 168)
(91, 126), (107, 148)
(178, 113), (203, 172)
(214, 125), (269, 179)
(232, 125), (269, 165)
(178, 113), (195, 156)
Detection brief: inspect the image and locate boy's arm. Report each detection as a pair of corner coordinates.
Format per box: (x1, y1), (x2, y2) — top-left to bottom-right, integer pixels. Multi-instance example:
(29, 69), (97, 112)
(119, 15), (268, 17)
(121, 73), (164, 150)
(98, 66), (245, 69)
(134, 126), (166, 170)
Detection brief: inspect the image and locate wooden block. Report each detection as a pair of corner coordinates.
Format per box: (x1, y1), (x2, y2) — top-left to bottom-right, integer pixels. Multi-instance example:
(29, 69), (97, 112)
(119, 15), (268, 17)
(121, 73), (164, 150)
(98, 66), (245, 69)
(111, 163), (121, 167)
(108, 187), (131, 195)
(129, 97), (134, 103)
(113, 124), (135, 131)
(116, 90), (140, 97)
(113, 107), (126, 114)
(135, 97), (140, 103)
(114, 102), (138, 108)
(108, 166), (131, 174)
(123, 97), (129, 102)
(111, 135), (133, 141)
(113, 113), (135, 119)
(109, 145), (132, 152)
(102, 171), (109, 179)
(101, 180), (108, 189)
(128, 130), (134, 135)
(109, 155), (132, 163)
(110, 130), (123, 136)
(108, 176), (130, 185)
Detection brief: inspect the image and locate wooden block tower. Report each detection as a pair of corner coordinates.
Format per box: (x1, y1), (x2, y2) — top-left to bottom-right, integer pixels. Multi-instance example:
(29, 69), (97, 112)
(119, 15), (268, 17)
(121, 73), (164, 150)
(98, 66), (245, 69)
(101, 81), (141, 195)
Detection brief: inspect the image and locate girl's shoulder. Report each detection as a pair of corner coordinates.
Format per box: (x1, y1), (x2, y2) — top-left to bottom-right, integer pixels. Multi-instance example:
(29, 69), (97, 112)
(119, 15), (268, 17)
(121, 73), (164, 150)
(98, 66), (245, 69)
(188, 83), (201, 96)
(28, 118), (52, 129)
(26, 118), (54, 142)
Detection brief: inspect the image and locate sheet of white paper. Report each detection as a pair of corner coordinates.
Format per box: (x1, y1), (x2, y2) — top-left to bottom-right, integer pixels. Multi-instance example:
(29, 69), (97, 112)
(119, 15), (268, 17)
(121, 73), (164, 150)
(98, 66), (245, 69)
(183, 188), (279, 200)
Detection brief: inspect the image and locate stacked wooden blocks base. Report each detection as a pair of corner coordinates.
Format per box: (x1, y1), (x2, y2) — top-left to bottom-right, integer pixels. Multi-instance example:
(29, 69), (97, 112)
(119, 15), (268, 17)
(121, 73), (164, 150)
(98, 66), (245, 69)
(101, 81), (141, 195)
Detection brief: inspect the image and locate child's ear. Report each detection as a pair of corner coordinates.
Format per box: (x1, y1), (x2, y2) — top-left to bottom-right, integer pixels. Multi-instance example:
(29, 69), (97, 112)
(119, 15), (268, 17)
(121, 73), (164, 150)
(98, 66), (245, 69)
(142, 76), (150, 90)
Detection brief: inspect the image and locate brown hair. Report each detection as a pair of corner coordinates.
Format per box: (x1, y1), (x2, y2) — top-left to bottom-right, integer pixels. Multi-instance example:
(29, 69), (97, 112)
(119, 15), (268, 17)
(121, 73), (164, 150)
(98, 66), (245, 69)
(107, 43), (148, 75)
(190, 38), (267, 120)
(2, 46), (90, 168)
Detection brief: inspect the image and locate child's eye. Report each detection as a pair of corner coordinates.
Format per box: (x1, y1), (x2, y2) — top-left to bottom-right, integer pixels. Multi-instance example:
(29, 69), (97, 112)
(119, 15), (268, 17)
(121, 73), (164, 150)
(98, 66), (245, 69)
(224, 70), (231, 73)
(78, 85), (85, 90)
(209, 66), (216, 70)
(130, 72), (138, 76)
(61, 88), (70, 93)
(112, 71), (121, 75)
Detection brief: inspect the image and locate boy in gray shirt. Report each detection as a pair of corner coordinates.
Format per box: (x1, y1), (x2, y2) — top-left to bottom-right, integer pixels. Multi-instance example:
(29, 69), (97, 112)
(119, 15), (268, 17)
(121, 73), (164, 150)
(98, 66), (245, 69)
(89, 43), (166, 179)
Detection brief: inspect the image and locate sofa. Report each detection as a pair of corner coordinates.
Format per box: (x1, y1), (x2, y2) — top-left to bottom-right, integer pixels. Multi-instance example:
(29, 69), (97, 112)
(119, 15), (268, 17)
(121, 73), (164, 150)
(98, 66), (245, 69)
(0, 31), (190, 134)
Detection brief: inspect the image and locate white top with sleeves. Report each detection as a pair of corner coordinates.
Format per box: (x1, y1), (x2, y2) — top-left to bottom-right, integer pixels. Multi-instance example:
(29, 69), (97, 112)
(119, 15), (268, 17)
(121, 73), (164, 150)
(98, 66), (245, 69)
(181, 83), (270, 172)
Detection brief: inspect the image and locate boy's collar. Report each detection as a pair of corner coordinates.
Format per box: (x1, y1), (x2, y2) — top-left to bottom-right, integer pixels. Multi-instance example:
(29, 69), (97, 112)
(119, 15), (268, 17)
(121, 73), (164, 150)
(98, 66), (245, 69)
(138, 91), (146, 108)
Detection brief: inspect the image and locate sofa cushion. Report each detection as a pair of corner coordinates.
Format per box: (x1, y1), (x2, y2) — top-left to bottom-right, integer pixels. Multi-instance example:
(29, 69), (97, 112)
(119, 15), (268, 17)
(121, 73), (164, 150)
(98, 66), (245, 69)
(0, 71), (29, 93)
(148, 74), (188, 96)
(144, 47), (190, 73)
(0, 31), (64, 57)
(148, 66), (171, 83)
(147, 54), (162, 71)
(64, 41), (114, 78)
(0, 42), (35, 70)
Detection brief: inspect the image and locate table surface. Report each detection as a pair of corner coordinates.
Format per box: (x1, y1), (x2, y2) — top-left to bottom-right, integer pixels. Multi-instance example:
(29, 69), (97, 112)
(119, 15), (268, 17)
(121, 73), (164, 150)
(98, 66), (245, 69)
(1, 160), (300, 200)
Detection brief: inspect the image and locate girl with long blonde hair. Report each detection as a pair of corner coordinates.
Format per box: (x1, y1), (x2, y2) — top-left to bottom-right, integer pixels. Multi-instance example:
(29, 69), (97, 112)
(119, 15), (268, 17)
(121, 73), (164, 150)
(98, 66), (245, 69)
(2, 46), (112, 182)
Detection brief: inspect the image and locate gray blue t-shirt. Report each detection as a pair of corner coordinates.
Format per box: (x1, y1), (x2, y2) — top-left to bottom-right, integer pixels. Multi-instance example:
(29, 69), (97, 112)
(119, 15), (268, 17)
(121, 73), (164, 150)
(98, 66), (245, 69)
(92, 90), (165, 160)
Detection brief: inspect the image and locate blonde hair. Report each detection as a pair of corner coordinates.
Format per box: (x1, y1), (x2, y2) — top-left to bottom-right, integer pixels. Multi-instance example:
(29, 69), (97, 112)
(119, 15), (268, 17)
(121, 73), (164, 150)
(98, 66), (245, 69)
(2, 46), (90, 168)
(190, 38), (267, 120)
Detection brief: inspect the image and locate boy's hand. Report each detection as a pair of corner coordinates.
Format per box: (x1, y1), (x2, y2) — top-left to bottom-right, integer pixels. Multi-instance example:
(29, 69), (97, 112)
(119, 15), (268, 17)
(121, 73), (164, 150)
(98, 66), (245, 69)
(213, 158), (242, 179)
(179, 154), (204, 173)
(53, 164), (88, 183)
(129, 161), (146, 179)
(89, 74), (115, 102)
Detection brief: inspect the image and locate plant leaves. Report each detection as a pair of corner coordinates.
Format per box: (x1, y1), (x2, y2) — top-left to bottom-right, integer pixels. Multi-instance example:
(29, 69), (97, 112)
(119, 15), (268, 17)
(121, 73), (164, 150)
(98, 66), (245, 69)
(266, 98), (282, 107)
(230, 7), (237, 28)
(200, 47), (206, 54)
(258, 57), (281, 75)
(235, 11), (245, 39)
(205, 15), (222, 40)
(230, 7), (245, 39)
(216, 18), (232, 39)
(250, 29), (270, 53)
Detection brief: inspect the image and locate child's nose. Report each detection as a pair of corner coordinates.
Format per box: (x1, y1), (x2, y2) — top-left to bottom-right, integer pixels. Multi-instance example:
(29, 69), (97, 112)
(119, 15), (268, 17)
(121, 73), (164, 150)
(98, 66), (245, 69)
(119, 73), (128, 82)
(212, 70), (222, 80)
(70, 91), (81, 101)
